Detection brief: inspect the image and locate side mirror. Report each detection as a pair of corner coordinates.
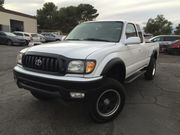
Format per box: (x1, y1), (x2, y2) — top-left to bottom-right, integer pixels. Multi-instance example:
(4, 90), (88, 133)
(125, 37), (141, 45)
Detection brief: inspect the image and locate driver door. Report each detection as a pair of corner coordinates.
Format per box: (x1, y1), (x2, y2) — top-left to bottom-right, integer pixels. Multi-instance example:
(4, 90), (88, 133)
(123, 23), (142, 77)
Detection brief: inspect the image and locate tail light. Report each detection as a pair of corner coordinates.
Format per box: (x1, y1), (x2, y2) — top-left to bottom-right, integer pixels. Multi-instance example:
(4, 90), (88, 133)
(171, 41), (180, 49)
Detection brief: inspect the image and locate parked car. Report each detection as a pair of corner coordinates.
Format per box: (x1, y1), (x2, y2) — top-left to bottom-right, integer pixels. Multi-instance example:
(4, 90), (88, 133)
(150, 35), (180, 52)
(14, 20), (159, 123)
(0, 31), (26, 46)
(52, 33), (62, 41)
(38, 34), (46, 43)
(13, 31), (31, 45)
(41, 33), (61, 42)
(167, 40), (180, 55)
(29, 33), (41, 46)
(144, 33), (153, 43)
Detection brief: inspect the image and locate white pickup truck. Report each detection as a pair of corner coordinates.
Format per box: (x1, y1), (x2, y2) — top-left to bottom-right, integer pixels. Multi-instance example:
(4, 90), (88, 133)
(13, 20), (159, 123)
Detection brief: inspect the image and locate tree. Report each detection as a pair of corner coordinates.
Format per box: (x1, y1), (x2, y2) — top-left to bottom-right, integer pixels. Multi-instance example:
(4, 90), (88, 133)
(37, 2), (59, 30)
(37, 3), (99, 33)
(0, 0), (4, 7)
(174, 24), (180, 35)
(58, 6), (80, 33)
(77, 4), (99, 22)
(144, 15), (173, 36)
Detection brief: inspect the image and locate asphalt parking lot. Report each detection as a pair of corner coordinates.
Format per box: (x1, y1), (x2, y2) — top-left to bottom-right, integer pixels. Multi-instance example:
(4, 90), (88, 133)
(0, 45), (180, 135)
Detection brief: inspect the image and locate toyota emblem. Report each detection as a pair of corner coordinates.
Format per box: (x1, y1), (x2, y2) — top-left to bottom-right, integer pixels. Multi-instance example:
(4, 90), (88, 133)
(35, 59), (42, 66)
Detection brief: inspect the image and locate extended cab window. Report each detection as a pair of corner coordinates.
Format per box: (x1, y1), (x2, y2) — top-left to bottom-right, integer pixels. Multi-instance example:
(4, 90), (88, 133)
(136, 24), (143, 43)
(126, 23), (137, 39)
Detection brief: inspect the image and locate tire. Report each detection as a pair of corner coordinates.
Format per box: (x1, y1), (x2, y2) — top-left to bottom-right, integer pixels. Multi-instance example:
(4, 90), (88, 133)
(25, 40), (29, 46)
(144, 57), (156, 80)
(30, 91), (55, 101)
(88, 78), (125, 123)
(7, 40), (13, 46)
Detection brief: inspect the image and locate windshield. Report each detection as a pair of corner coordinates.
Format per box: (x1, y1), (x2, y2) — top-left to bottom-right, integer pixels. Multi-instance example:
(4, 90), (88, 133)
(66, 21), (123, 42)
(5, 32), (16, 37)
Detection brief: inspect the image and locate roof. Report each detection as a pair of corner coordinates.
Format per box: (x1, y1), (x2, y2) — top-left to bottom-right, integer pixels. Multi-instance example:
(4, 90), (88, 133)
(13, 31), (30, 34)
(86, 19), (139, 25)
(0, 7), (36, 19)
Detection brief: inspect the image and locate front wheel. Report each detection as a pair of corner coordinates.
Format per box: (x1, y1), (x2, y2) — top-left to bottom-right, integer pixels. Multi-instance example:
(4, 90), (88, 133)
(144, 57), (156, 80)
(88, 78), (125, 123)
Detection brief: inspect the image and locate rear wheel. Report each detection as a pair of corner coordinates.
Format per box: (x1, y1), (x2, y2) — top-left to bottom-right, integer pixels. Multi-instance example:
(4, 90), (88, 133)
(25, 40), (29, 45)
(31, 91), (55, 100)
(88, 78), (125, 123)
(144, 57), (156, 80)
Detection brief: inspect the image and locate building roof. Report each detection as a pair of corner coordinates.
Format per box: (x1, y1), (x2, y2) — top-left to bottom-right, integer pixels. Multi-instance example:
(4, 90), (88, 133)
(0, 7), (36, 19)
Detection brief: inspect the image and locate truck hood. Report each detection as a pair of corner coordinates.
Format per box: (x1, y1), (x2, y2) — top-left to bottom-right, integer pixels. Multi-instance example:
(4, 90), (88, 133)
(27, 41), (116, 59)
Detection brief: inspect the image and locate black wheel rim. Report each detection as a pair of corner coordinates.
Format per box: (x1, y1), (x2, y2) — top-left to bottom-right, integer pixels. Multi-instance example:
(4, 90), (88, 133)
(96, 89), (121, 117)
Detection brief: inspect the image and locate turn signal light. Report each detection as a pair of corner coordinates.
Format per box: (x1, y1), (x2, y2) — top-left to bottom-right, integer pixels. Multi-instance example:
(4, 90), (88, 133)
(86, 61), (96, 73)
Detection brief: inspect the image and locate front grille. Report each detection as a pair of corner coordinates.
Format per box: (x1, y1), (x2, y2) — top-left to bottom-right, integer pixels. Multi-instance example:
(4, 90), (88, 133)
(22, 55), (60, 73)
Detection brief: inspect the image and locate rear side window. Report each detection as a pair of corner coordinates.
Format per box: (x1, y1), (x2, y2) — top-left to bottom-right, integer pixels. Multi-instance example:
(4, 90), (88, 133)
(163, 36), (175, 41)
(31, 34), (38, 37)
(24, 34), (30, 37)
(152, 37), (162, 42)
(126, 23), (137, 38)
(163, 36), (180, 41)
(14, 33), (23, 36)
(136, 24), (143, 43)
(174, 36), (180, 41)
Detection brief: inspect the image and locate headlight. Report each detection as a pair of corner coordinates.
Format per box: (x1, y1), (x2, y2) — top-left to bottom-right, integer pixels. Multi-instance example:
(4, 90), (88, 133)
(67, 60), (85, 73)
(16, 53), (23, 65)
(67, 60), (96, 74)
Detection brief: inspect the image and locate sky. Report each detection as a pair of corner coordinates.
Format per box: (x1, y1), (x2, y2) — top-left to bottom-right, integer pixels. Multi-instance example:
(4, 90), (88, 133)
(4, 0), (180, 27)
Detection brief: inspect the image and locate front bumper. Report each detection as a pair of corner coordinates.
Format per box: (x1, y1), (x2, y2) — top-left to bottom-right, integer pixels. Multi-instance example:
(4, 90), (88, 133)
(13, 66), (103, 100)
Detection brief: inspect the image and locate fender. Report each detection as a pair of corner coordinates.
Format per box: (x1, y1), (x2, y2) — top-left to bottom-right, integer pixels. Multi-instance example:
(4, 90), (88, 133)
(101, 58), (126, 79)
(151, 50), (158, 59)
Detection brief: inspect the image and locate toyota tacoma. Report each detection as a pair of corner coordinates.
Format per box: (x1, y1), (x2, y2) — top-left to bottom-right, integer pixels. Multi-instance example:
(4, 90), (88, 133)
(13, 20), (159, 123)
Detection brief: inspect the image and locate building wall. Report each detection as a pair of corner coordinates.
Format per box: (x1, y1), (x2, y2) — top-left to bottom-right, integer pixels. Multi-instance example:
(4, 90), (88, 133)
(0, 11), (37, 33)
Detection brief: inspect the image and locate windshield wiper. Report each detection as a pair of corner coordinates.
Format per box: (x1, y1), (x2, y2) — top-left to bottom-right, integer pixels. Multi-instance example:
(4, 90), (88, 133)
(82, 38), (112, 42)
